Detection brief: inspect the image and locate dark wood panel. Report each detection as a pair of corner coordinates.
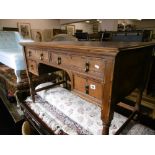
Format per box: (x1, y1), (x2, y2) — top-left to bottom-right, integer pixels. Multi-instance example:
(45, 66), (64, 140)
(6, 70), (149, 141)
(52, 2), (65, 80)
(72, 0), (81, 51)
(21, 41), (155, 134)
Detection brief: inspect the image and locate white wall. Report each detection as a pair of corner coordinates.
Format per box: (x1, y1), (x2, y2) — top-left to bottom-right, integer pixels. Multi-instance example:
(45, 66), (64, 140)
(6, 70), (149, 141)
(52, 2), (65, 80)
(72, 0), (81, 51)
(0, 19), (60, 30)
(99, 19), (118, 31)
(60, 19), (87, 25)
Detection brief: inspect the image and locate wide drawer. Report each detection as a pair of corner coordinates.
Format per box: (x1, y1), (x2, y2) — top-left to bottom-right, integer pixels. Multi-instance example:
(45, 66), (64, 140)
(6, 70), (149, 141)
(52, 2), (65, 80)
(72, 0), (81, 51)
(51, 52), (105, 75)
(36, 50), (49, 62)
(27, 60), (38, 75)
(73, 74), (103, 101)
(71, 55), (105, 74)
(52, 53), (71, 66)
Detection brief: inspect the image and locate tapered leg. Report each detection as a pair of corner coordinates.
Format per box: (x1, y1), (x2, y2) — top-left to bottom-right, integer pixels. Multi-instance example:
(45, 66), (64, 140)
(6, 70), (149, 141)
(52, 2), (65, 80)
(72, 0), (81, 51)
(101, 108), (113, 135)
(133, 89), (143, 121)
(27, 72), (35, 102)
(135, 89), (143, 113)
(102, 122), (111, 135)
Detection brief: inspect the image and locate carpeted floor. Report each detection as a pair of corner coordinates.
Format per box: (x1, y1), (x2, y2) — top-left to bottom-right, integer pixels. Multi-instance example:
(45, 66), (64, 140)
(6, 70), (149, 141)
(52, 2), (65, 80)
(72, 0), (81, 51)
(115, 106), (155, 131)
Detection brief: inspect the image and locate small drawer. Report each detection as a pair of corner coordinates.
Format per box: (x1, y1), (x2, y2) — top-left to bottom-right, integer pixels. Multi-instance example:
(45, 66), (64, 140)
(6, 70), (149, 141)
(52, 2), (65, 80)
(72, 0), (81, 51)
(88, 58), (105, 73)
(28, 60), (38, 75)
(52, 53), (71, 66)
(71, 56), (105, 74)
(87, 79), (103, 100)
(36, 50), (49, 62)
(26, 48), (36, 59)
(74, 75), (103, 100)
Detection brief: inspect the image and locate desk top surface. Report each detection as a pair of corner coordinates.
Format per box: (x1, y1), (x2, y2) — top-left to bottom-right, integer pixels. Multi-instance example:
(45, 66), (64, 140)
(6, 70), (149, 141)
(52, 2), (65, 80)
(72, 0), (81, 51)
(21, 41), (155, 56)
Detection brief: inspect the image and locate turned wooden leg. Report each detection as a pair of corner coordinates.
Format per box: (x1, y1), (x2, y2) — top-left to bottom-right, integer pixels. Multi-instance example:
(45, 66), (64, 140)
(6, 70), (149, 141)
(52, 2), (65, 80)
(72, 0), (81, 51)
(102, 122), (111, 135)
(62, 71), (68, 88)
(31, 89), (35, 103)
(133, 89), (143, 120)
(27, 72), (35, 102)
(101, 108), (113, 135)
(135, 89), (143, 113)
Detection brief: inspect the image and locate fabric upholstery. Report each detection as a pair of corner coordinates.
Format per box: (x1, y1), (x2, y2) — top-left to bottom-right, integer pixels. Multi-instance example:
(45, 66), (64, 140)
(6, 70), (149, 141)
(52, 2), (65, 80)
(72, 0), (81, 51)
(24, 82), (155, 135)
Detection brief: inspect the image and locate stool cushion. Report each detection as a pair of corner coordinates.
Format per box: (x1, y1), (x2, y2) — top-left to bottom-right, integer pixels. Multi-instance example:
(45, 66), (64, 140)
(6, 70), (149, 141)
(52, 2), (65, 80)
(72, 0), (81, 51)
(25, 82), (155, 135)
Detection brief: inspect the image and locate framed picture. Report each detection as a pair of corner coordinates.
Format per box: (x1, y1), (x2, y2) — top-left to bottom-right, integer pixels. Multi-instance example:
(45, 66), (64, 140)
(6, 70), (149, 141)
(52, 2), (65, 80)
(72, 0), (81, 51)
(66, 25), (75, 36)
(18, 22), (31, 39)
(31, 29), (44, 42)
(43, 29), (53, 41)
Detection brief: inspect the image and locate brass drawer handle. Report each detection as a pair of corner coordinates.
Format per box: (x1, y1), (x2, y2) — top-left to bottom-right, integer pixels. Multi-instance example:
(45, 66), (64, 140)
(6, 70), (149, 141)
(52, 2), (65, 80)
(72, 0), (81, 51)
(85, 62), (89, 72)
(57, 57), (61, 65)
(85, 84), (89, 94)
(40, 53), (43, 60)
(28, 51), (32, 57)
(30, 64), (34, 70)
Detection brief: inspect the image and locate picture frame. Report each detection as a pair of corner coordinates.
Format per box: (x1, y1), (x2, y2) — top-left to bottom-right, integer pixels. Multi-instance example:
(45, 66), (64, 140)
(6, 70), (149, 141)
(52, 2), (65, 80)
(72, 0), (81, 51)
(43, 29), (53, 41)
(66, 25), (75, 36)
(18, 22), (32, 39)
(31, 29), (44, 42)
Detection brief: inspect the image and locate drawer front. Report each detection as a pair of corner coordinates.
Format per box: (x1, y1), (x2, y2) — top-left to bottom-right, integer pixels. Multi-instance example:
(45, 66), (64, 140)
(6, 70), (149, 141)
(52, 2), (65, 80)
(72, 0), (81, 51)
(36, 50), (49, 62)
(71, 56), (105, 74)
(26, 48), (36, 59)
(52, 53), (105, 75)
(88, 58), (105, 73)
(74, 75), (103, 100)
(52, 53), (71, 66)
(28, 60), (38, 75)
(74, 74), (86, 93)
(88, 79), (103, 100)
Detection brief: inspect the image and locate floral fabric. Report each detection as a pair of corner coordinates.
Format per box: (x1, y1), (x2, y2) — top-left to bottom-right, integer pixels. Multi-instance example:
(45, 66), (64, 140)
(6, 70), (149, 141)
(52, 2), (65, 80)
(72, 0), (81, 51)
(25, 82), (128, 135)
(25, 82), (155, 135)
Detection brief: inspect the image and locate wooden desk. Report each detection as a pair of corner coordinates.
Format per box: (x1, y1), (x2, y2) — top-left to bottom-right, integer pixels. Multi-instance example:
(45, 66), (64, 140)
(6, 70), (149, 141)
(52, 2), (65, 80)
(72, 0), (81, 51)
(21, 41), (155, 134)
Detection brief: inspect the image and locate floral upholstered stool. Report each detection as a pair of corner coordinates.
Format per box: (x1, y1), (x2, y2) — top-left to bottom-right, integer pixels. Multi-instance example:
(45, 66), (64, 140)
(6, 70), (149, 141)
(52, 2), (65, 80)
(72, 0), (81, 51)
(24, 82), (155, 135)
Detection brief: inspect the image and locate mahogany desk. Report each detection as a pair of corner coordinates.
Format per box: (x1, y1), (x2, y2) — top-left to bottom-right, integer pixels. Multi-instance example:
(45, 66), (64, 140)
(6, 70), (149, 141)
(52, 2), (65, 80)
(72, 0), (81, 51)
(21, 41), (155, 134)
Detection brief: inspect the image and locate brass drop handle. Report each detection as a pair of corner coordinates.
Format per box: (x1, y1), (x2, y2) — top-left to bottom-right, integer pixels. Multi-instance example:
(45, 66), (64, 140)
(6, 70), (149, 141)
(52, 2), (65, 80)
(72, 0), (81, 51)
(28, 51), (31, 57)
(30, 64), (33, 70)
(57, 57), (61, 65)
(85, 84), (89, 94)
(85, 62), (89, 72)
(40, 53), (43, 60)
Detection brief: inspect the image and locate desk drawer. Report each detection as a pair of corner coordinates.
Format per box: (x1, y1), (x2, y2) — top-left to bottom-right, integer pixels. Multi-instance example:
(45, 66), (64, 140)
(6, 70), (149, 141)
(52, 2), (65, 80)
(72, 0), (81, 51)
(52, 52), (105, 75)
(74, 75), (103, 100)
(71, 56), (105, 74)
(28, 60), (38, 75)
(52, 53), (71, 66)
(36, 50), (49, 62)
(26, 48), (36, 59)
